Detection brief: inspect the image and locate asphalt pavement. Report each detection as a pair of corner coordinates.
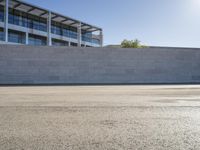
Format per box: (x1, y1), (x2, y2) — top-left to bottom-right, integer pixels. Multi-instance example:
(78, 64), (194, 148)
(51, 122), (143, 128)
(0, 85), (200, 150)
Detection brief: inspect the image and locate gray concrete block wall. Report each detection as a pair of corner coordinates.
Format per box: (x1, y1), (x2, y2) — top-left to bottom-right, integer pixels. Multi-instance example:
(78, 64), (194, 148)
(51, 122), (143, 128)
(0, 45), (200, 84)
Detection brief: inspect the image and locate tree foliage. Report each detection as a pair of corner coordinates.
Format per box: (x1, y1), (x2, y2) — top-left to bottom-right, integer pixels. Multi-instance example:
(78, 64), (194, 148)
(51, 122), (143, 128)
(121, 39), (146, 48)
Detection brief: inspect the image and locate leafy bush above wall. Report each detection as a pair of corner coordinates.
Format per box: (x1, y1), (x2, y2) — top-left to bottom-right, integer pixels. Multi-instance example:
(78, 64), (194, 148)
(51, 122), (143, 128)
(121, 39), (147, 48)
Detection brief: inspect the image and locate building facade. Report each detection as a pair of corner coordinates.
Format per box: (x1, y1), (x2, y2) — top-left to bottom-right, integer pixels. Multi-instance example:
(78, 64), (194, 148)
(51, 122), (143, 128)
(0, 0), (103, 47)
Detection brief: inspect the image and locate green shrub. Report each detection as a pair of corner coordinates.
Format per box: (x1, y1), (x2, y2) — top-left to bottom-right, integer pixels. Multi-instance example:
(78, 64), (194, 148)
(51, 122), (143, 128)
(121, 39), (147, 48)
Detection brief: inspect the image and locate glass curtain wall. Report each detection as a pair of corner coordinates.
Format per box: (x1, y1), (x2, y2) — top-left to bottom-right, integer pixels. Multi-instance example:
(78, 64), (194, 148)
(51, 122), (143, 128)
(0, 5), (101, 46)
(52, 39), (68, 46)
(8, 29), (25, 44)
(51, 21), (78, 39)
(0, 28), (4, 41)
(82, 31), (100, 45)
(0, 6), (3, 22)
(8, 8), (47, 32)
(28, 34), (46, 46)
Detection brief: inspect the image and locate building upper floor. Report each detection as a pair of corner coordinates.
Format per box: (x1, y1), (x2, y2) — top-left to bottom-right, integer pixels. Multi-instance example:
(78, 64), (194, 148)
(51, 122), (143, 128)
(0, 0), (103, 47)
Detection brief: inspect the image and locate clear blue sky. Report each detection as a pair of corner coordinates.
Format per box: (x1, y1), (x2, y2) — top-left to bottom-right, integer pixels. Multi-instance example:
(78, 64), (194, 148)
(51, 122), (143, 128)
(25, 0), (200, 47)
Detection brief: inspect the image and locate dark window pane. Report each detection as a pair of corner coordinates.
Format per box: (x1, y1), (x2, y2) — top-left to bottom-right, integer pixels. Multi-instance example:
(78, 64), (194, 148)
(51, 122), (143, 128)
(8, 30), (25, 44)
(52, 39), (68, 46)
(28, 34), (46, 46)
(0, 28), (4, 41)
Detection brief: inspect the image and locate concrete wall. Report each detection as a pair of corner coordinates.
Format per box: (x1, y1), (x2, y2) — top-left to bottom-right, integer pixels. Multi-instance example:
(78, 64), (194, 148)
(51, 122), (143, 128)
(0, 45), (200, 84)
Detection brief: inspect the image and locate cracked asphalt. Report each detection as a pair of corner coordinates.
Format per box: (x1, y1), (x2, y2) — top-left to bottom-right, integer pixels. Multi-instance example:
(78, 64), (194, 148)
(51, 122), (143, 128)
(0, 85), (200, 150)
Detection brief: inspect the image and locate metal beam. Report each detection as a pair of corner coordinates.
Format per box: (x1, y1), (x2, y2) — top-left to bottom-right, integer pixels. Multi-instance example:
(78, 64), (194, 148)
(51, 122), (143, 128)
(27, 7), (35, 13)
(100, 30), (103, 47)
(47, 11), (52, 46)
(61, 18), (69, 23)
(25, 32), (29, 45)
(4, 0), (8, 42)
(87, 28), (99, 32)
(13, 3), (21, 8)
(39, 11), (47, 17)
(84, 27), (93, 31)
(81, 25), (91, 29)
(68, 22), (78, 26)
(81, 24), (87, 27)
(51, 15), (58, 20)
(77, 22), (81, 47)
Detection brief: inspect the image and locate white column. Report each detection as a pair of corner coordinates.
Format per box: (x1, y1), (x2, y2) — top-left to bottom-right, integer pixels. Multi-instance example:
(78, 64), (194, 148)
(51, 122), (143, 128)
(25, 32), (29, 45)
(77, 22), (81, 47)
(68, 41), (71, 47)
(4, 0), (9, 42)
(47, 11), (52, 46)
(100, 30), (103, 47)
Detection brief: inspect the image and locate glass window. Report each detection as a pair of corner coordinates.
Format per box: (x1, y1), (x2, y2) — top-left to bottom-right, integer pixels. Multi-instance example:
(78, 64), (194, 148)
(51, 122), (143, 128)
(39, 22), (47, 32)
(13, 15), (20, 25)
(69, 31), (77, 39)
(62, 28), (69, 37)
(8, 8), (47, 32)
(70, 42), (78, 47)
(0, 6), (4, 22)
(8, 30), (25, 44)
(8, 14), (14, 24)
(82, 32), (92, 43)
(0, 28), (4, 41)
(81, 31), (100, 45)
(28, 34), (46, 46)
(92, 39), (100, 45)
(21, 17), (27, 27)
(51, 22), (62, 35)
(52, 39), (68, 46)
(51, 21), (78, 39)
(0, 12), (4, 22)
